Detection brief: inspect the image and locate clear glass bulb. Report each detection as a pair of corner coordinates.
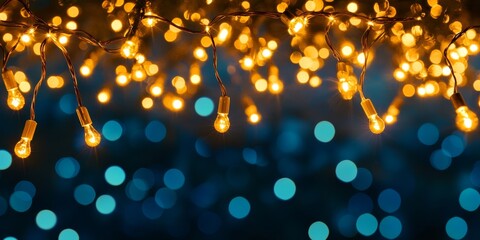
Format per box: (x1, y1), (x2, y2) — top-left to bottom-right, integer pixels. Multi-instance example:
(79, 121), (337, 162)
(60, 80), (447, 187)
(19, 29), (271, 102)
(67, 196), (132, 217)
(120, 40), (138, 59)
(84, 124), (101, 147)
(214, 113), (230, 133)
(455, 106), (479, 132)
(338, 76), (357, 100)
(15, 137), (31, 158)
(368, 114), (385, 134)
(288, 17), (306, 35)
(7, 88), (25, 110)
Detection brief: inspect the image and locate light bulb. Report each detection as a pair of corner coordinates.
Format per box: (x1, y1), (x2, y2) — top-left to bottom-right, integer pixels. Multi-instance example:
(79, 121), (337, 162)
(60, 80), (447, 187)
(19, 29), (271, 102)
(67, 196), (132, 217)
(451, 93), (479, 132)
(3, 69), (25, 110)
(214, 96), (231, 133)
(84, 124), (102, 147)
(76, 106), (102, 147)
(14, 120), (37, 159)
(361, 98), (385, 134)
(338, 76), (358, 100)
(287, 17), (307, 35)
(120, 39), (139, 59)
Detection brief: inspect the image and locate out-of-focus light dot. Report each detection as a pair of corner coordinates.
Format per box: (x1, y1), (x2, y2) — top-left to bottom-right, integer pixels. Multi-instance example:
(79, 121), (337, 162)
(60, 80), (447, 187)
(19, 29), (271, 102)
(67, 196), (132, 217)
(95, 195), (116, 214)
(142, 97), (154, 109)
(15, 181), (36, 198)
(0, 150), (13, 170)
(430, 150), (452, 171)
(74, 184), (96, 205)
(66, 6), (80, 18)
(195, 97), (214, 117)
(336, 160), (357, 183)
(341, 45), (354, 57)
(446, 217), (468, 240)
(58, 35), (69, 45)
(356, 213), (378, 237)
(65, 21), (77, 30)
(58, 228), (79, 240)
(0, 12), (7, 21)
(459, 188), (480, 212)
(97, 90), (110, 103)
(314, 121), (335, 143)
(442, 134), (465, 157)
(347, 2), (358, 13)
(352, 168), (373, 191)
(9, 191), (32, 212)
(273, 177), (296, 200)
(242, 148), (257, 164)
(3, 33), (13, 42)
(126, 180), (147, 201)
(338, 214), (356, 238)
(52, 16), (62, 26)
(105, 166), (126, 186)
(102, 120), (123, 141)
(18, 81), (31, 93)
(111, 19), (123, 32)
(417, 123), (439, 145)
(36, 209), (57, 230)
(378, 188), (401, 213)
(228, 196), (250, 219)
(55, 157), (80, 179)
(308, 221), (329, 240)
(59, 94), (76, 114)
(142, 197), (164, 220)
(155, 188), (177, 209)
(3, 237), (17, 240)
(145, 120), (166, 143)
(164, 168), (185, 190)
(379, 216), (402, 239)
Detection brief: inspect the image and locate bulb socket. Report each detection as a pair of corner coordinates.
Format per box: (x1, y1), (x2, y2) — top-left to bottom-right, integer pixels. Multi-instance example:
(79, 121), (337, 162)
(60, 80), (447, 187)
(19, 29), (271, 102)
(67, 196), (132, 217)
(361, 98), (378, 117)
(76, 106), (93, 127)
(2, 70), (17, 91)
(217, 96), (230, 114)
(450, 92), (466, 110)
(21, 120), (37, 140)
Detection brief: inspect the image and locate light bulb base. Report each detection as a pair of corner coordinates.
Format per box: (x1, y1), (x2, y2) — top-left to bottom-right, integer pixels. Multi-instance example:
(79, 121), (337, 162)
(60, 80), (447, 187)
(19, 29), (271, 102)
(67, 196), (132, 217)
(76, 106), (93, 127)
(361, 98), (377, 117)
(217, 96), (230, 114)
(21, 120), (37, 140)
(2, 70), (17, 91)
(451, 92), (466, 110)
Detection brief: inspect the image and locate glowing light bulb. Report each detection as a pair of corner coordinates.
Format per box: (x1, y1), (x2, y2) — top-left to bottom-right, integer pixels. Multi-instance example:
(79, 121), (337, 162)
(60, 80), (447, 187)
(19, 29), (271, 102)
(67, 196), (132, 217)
(288, 17), (307, 35)
(3, 70), (25, 110)
(14, 120), (37, 159)
(214, 96), (231, 133)
(451, 93), (478, 132)
(337, 62), (357, 100)
(76, 107), (101, 147)
(361, 98), (385, 134)
(120, 39), (139, 59)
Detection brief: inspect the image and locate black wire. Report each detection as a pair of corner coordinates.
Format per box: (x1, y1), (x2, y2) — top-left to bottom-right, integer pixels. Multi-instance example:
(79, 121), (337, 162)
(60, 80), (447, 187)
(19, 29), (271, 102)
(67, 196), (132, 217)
(30, 39), (47, 120)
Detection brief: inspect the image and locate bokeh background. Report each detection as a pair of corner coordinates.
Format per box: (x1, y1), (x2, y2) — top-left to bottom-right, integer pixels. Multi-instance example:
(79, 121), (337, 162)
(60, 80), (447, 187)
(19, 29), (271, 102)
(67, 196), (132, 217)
(1, 0), (480, 239)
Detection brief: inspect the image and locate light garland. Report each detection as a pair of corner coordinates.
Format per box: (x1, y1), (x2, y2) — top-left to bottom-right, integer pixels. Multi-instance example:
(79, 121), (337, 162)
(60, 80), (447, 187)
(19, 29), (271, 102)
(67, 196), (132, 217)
(0, 0), (479, 159)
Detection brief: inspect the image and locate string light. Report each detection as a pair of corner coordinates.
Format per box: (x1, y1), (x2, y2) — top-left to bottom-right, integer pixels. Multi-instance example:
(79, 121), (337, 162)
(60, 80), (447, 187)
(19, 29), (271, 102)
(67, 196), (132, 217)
(336, 62), (357, 100)
(450, 93), (478, 132)
(14, 120), (37, 158)
(76, 107), (102, 147)
(361, 98), (385, 134)
(214, 96), (231, 133)
(2, 69), (25, 110)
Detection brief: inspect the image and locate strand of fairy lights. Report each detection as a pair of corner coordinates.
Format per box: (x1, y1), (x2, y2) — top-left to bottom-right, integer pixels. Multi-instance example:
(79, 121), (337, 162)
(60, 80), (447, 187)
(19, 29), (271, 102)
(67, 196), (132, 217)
(0, 0), (478, 159)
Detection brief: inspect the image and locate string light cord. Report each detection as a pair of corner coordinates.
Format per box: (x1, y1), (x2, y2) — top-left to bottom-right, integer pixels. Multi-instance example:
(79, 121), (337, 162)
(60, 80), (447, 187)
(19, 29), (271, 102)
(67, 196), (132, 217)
(359, 27), (386, 100)
(325, 21), (342, 61)
(443, 25), (480, 94)
(29, 38), (47, 120)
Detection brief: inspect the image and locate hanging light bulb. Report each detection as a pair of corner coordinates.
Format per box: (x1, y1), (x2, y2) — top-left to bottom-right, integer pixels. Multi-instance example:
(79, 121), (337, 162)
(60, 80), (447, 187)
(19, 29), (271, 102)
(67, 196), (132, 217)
(451, 93), (478, 132)
(287, 16), (307, 35)
(14, 120), (37, 158)
(361, 98), (385, 134)
(214, 96), (231, 133)
(2, 70), (25, 110)
(76, 106), (102, 147)
(337, 62), (357, 100)
(120, 38), (139, 59)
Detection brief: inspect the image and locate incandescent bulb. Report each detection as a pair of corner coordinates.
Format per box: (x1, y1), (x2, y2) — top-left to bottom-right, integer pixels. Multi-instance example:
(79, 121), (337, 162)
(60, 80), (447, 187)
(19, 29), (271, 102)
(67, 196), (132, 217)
(338, 76), (358, 100)
(287, 17), (307, 35)
(120, 39), (139, 59)
(14, 120), (37, 159)
(361, 98), (385, 134)
(455, 106), (478, 132)
(84, 124), (102, 147)
(368, 114), (385, 134)
(214, 96), (231, 133)
(7, 88), (25, 110)
(214, 113), (230, 133)
(15, 138), (31, 158)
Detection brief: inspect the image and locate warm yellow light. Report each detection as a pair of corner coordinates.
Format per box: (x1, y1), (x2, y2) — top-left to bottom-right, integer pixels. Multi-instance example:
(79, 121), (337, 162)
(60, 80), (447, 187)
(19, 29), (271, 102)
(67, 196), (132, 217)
(384, 114), (397, 125)
(288, 17), (307, 35)
(347, 2), (358, 12)
(116, 73), (130, 86)
(111, 19), (123, 32)
(194, 47), (208, 61)
(120, 40), (139, 59)
(240, 56), (254, 70)
(214, 113), (230, 133)
(80, 65), (92, 76)
(297, 70), (310, 84)
(66, 21), (77, 30)
(20, 33), (32, 43)
(338, 76), (358, 100)
(59, 35), (69, 45)
(341, 45), (354, 57)
(269, 80), (284, 94)
(97, 89), (111, 103)
(0, 12), (7, 21)
(248, 113), (261, 124)
(469, 44), (479, 53)
(455, 106), (478, 132)
(3, 70), (25, 110)
(142, 11), (158, 27)
(18, 81), (31, 93)
(393, 69), (406, 81)
(67, 6), (80, 18)
(47, 76), (65, 89)
(172, 98), (184, 111)
(131, 64), (146, 82)
(142, 97), (154, 109)
(361, 99), (385, 134)
(84, 124), (102, 147)
(14, 120), (37, 159)
(254, 78), (268, 92)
